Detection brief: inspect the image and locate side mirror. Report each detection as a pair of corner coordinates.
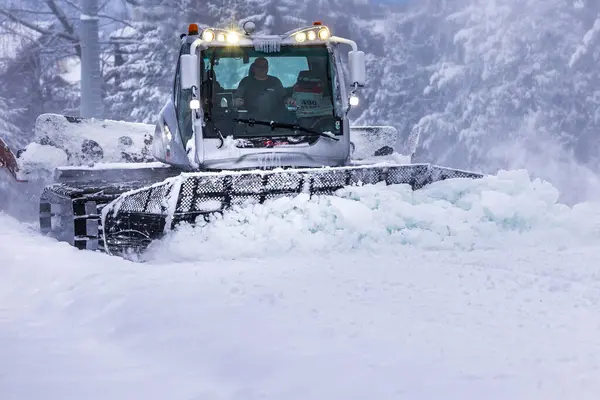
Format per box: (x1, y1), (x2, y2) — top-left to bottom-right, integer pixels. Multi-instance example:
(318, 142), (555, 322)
(180, 54), (198, 90)
(348, 50), (366, 87)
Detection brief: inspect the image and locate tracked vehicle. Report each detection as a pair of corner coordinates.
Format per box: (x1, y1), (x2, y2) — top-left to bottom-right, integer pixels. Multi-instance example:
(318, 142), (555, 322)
(1, 21), (482, 258)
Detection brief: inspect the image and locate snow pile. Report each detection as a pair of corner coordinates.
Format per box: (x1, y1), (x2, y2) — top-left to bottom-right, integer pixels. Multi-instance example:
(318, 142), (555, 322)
(14, 114), (156, 181)
(30, 113), (155, 165)
(16, 142), (68, 180)
(2, 208), (600, 400)
(145, 169), (600, 263)
(350, 125), (400, 159)
(18, 142), (68, 166)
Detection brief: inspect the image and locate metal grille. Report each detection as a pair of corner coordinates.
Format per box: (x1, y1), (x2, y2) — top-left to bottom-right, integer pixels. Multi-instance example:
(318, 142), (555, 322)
(106, 164), (482, 217)
(100, 163), (483, 257)
(386, 165), (428, 186)
(348, 168), (383, 186)
(264, 172), (303, 191)
(118, 189), (150, 213)
(194, 175), (226, 193)
(145, 183), (171, 214)
(49, 183), (85, 198)
(232, 174), (265, 194)
(177, 179), (196, 212)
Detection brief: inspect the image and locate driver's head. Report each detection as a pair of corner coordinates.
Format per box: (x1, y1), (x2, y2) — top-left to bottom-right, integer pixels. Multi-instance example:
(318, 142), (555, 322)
(253, 57), (269, 80)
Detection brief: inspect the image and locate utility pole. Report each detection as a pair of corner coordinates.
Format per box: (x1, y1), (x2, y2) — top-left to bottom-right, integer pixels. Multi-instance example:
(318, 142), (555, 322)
(80, 0), (103, 118)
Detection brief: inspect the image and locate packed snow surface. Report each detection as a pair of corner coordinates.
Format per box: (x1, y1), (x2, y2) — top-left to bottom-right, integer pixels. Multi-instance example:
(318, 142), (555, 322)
(18, 142), (68, 170)
(2, 170), (600, 399)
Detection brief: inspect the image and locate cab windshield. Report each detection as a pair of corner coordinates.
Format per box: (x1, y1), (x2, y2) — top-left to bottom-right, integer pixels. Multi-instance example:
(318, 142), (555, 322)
(199, 45), (341, 141)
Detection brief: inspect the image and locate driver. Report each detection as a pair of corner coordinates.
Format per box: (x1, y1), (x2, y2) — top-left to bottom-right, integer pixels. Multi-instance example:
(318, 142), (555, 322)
(234, 57), (286, 115)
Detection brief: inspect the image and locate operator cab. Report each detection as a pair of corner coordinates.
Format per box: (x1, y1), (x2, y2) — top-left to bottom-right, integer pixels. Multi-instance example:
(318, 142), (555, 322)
(163, 22), (366, 170)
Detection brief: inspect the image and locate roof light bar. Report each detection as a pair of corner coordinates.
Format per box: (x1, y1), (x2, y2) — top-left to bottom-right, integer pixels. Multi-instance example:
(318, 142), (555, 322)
(293, 26), (331, 43)
(202, 29), (215, 42)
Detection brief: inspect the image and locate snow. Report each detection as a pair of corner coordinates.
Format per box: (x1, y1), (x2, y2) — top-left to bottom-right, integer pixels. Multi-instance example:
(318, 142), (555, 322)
(17, 114), (156, 178)
(144, 169), (599, 262)
(58, 161), (170, 171)
(15, 142), (68, 181)
(57, 56), (81, 86)
(569, 16), (600, 67)
(350, 125), (400, 159)
(18, 142), (68, 169)
(2, 169), (600, 399)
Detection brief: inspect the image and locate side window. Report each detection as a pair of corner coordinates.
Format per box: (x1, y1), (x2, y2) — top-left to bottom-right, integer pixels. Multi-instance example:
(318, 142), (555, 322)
(174, 43), (194, 145)
(173, 58), (181, 109)
(329, 51), (343, 116)
(173, 44), (187, 108)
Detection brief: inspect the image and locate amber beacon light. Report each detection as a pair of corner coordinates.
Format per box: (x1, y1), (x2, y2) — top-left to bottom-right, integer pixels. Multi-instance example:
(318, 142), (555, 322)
(188, 23), (199, 35)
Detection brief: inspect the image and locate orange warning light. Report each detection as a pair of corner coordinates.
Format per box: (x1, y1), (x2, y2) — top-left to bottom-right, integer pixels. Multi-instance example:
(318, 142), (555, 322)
(188, 23), (199, 35)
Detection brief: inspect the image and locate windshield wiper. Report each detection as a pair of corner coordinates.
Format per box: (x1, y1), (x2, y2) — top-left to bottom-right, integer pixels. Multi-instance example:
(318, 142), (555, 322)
(233, 118), (340, 141)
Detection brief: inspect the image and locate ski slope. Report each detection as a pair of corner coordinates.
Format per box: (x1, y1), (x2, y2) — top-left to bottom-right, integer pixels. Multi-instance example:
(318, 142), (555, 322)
(2, 170), (600, 399)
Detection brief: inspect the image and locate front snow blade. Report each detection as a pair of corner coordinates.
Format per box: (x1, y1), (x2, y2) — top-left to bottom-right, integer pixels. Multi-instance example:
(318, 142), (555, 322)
(101, 163), (483, 258)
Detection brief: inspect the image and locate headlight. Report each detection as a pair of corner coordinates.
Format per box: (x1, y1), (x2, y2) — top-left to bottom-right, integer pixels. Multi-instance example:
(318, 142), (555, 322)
(307, 30), (317, 41)
(349, 95), (359, 106)
(202, 30), (215, 42)
(318, 28), (330, 40)
(226, 32), (240, 44)
(190, 99), (200, 110)
(217, 33), (226, 42)
(295, 32), (306, 42)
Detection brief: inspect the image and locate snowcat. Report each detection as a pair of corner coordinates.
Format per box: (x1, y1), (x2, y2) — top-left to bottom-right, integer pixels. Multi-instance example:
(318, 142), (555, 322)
(0, 21), (482, 258)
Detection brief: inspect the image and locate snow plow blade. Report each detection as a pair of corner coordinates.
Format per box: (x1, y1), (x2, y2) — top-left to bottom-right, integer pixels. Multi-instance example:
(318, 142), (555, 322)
(100, 164), (483, 257)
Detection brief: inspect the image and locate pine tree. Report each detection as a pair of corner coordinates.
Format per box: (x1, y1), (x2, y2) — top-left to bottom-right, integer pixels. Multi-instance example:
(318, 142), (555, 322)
(104, 0), (184, 123)
(0, 94), (22, 149)
(404, 0), (600, 174)
(353, 0), (458, 154)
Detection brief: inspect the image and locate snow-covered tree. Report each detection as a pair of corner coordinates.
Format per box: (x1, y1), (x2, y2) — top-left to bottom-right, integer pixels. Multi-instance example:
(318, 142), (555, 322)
(395, 0), (600, 176)
(104, 0), (184, 123)
(354, 0), (458, 154)
(0, 0), (129, 142)
(0, 94), (22, 149)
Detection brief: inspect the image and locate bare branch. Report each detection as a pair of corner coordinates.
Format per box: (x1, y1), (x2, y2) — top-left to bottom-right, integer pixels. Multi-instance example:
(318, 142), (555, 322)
(99, 0), (112, 12)
(43, 0), (76, 38)
(61, 0), (83, 11)
(62, 0), (134, 28)
(0, 8), (80, 58)
(0, 9), (75, 42)
(6, 9), (57, 15)
(97, 13), (134, 27)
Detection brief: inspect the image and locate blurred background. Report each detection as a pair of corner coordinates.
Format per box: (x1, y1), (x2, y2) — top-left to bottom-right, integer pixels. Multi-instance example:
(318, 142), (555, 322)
(0, 0), (598, 200)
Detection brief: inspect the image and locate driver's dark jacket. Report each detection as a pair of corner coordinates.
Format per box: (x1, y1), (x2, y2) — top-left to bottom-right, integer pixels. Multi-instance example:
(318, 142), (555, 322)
(235, 76), (285, 116)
